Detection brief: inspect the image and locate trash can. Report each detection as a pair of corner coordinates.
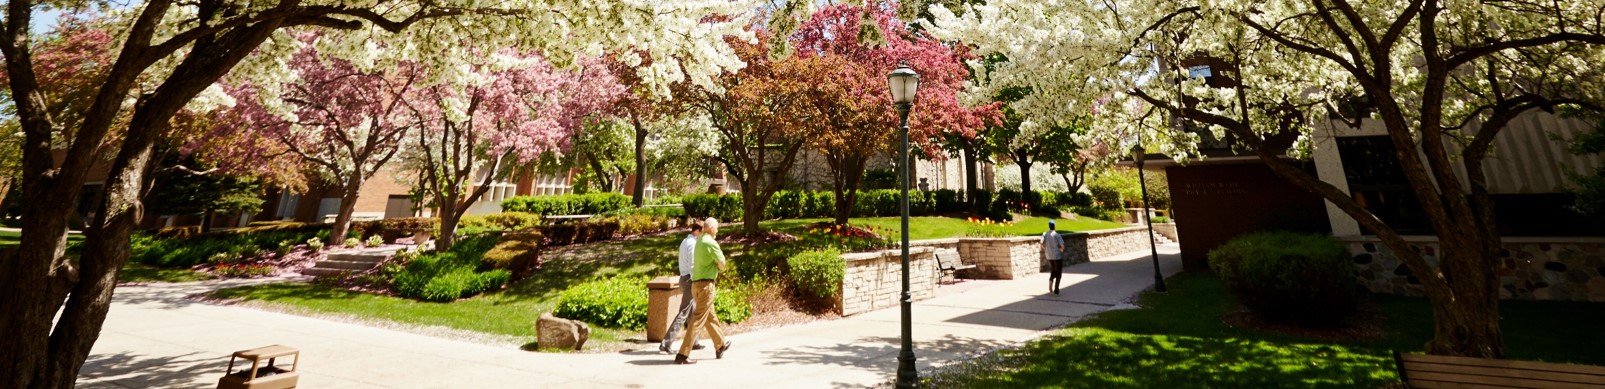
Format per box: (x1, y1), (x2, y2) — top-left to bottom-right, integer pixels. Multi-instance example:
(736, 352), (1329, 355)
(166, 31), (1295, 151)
(646, 276), (683, 342)
(217, 345), (299, 389)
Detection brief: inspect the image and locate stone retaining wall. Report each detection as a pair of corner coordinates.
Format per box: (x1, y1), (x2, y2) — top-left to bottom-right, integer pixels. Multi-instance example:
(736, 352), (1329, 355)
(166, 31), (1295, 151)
(837, 247), (937, 316)
(1340, 236), (1605, 302)
(1152, 223), (1179, 242)
(909, 239), (964, 282)
(956, 236), (1041, 279)
(1075, 227), (1153, 262)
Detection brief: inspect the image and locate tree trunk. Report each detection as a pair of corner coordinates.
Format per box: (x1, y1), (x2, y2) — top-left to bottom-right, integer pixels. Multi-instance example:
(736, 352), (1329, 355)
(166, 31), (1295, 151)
(1017, 160), (1034, 193)
(1422, 234), (1504, 357)
(741, 188), (764, 236)
(963, 145), (979, 206)
(436, 196), (460, 251)
(631, 122), (648, 207)
(830, 154), (868, 225)
(328, 180), (363, 243)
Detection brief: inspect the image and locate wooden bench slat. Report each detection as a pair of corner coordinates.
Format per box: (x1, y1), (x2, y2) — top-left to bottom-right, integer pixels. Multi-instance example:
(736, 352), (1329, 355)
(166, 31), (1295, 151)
(1403, 361), (1605, 385)
(1407, 371), (1605, 389)
(1410, 379), (1525, 389)
(1402, 354), (1605, 376)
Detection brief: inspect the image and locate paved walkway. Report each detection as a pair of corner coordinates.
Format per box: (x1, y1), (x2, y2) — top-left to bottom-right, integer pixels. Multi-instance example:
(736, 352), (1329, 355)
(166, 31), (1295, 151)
(78, 244), (1182, 388)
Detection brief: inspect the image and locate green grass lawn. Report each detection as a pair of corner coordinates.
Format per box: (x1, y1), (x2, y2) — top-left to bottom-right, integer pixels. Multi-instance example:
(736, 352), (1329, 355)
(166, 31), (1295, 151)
(924, 273), (1605, 387)
(204, 215), (1133, 348)
(211, 233), (687, 348)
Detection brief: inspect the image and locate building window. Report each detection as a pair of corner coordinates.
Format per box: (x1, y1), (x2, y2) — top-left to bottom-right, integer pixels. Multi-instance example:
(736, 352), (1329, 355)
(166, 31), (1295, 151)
(1336, 136), (1434, 235)
(1187, 65), (1213, 81)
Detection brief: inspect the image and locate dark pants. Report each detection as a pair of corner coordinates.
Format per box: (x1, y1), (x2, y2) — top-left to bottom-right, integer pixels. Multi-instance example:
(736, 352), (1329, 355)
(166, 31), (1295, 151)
(661, 275), (696, 348)
(1049, 260), (1064, 289)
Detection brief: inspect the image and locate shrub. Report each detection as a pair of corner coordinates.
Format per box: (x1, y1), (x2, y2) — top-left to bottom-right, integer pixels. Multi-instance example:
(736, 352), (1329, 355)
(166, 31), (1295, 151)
(1089, 184), (1123, 209)
(647, 195), (683, 206)
(683, 193), (743, 221)
(1062, 192), (1095, 208)
(970, 189), (994, 214)
(460, 212), (542, 232)
(132, 224), (326, 268)
(215, 264), (274, 278)
(501, 193), (631, 216)
(481, 231), (543, 278)
(306, 237), (325, 252)
(539, 219), (622, 246)
(933, 189), (962, 213)
(365, 235), (384, 247)
(1207, 231), (1357, 326)
(606, 214), (676, 237)
(1152, 216), (1173, 224)
(391, 235), (511, 302)
(343, 237), (361, 248)
(714, 289), (753, 324)
(355, 217), (439, 242)
(555, 275), (651, 329)
(786, 249), (844, 301)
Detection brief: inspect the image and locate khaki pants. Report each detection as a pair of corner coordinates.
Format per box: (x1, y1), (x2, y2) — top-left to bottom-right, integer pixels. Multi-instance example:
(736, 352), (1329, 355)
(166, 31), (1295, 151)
(677, 280), (726, 357)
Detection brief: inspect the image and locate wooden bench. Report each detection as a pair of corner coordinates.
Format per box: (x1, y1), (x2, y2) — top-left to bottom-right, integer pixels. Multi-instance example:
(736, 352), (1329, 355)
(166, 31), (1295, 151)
(1394, 351), (1605, 388)
(935, 253), (976, 281)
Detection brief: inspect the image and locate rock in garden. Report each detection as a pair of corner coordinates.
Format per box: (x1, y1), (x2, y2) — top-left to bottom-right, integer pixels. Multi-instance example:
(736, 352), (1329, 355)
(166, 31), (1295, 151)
(537, 313), (591, 351)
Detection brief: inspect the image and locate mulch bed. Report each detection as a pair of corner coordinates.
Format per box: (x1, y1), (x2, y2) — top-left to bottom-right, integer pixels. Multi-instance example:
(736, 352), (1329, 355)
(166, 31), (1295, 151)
(1219, 301), (1388, 342)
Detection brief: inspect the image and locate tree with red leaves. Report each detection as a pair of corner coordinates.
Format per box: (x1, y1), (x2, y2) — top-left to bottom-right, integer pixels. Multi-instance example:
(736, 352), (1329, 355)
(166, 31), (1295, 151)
(788, 2), (1000, 224)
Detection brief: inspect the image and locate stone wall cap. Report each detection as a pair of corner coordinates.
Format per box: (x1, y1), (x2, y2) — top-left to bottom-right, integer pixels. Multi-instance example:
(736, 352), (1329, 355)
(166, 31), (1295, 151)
(1078, 226), (1149, 236)
(909, 238), (961, 245)
(958, 236), (1040, 243)
(841, 246), (935, 262)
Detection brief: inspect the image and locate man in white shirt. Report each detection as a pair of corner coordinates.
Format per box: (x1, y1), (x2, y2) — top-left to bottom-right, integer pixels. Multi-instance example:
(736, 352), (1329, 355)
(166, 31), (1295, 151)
(660, 220), (707, 353)
(1042, 220), (1066, 295)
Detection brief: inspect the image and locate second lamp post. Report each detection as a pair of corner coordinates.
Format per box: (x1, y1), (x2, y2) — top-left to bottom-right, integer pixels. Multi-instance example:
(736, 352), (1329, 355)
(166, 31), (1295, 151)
(887, 62), (920, 389)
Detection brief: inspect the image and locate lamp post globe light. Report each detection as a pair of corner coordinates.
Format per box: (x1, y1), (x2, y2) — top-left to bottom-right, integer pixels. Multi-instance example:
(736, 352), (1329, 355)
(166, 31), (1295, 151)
(887, 61), (920, 388)
(1132, 143), (1168, 293)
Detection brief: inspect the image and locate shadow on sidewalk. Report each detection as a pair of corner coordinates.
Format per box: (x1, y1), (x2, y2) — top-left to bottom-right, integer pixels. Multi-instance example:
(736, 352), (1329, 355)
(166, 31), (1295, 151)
(80, 350), (218, 388)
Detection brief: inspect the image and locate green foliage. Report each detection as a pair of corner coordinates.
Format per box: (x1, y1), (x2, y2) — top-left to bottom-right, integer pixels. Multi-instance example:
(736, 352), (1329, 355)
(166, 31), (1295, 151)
(215, 264), (275, 278)
(459, 212), (543, 232)
(933, 189), (963, 213)
(365, 234), (384, 247)
(131, 223), (327, 268)
(1152, 216), (1173, 223)
(1208, 231), (1357, 326)
(555, 275), (651, 329)
(501, 193), (632, 216)
(683, 193), (743, 221)
(351, 217), (439, 242)
(603, 214), (678, 236)
(1087, 184), (1123, 210)
(861, 168), (898, 190)
(714, 287), (753, 324)
(481, 231), (543, 278)
(963, 217), (1014, 238)
(601, 206), (686, 220)
(306, 237), (325, 252)
(539, 219), (622, 246)
(970, 189), (994, 213)
(146, 162), (266, 217)
(343, 237), (361, 248)
(646, 195), (683, 205)
(786, 249), (844, 300)
(393, 235), (512, 302)
(1566, 116), (1605, 215)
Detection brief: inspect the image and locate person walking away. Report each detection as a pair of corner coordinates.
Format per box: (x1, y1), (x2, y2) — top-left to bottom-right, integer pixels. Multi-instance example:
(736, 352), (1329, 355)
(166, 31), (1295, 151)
(661, 220), (707, 353)
(675, 218), (733, 364)
(1043, 220), (1066, 294)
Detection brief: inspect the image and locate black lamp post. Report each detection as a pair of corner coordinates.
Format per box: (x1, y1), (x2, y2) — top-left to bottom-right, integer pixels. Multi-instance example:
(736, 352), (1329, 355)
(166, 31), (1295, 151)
(888, 61), (920, 388)
(1132, 144), (1168, 293)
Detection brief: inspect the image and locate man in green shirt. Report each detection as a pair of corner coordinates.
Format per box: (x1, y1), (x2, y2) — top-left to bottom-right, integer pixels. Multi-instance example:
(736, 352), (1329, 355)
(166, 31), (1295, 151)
(676, 218), (733, 364)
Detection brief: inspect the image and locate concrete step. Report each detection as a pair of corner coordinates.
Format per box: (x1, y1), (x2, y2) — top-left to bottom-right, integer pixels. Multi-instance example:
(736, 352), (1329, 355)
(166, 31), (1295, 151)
(313, 260), (385, 271)
(302, 268), (356, 277)
(326, 253), (391, 263)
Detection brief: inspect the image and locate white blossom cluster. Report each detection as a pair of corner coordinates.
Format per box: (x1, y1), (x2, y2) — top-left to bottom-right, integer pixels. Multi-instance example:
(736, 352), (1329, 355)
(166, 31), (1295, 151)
(927, 0), (1605, 162)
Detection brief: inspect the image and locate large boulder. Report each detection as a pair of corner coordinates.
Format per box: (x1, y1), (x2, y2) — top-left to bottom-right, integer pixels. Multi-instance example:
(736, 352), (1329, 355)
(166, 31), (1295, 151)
(537, 313), (591, 351)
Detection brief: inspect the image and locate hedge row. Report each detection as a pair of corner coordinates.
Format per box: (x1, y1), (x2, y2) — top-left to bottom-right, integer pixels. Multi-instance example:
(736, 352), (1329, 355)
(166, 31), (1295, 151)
(134, 222), (330, 268)
(500, 193), (630, 216)
(680, 189), (1094, 221)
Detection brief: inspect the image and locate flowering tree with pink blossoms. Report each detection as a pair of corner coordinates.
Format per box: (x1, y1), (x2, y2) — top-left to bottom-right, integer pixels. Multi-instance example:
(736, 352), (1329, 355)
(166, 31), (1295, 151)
(788, 2), (1000, 225)
(223, 39), (426, 243)
(404, 52), (624, 249)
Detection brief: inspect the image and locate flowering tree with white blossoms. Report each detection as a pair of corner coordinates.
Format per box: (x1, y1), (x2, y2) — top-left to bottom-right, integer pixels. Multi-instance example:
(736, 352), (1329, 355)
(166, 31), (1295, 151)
(0, 0), (767, 386)
(929, 0), (1605, 357)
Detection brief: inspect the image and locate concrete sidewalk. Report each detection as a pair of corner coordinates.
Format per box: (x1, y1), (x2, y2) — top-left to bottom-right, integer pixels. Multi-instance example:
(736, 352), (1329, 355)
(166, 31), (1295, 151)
(78, 244), (1181, 388)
